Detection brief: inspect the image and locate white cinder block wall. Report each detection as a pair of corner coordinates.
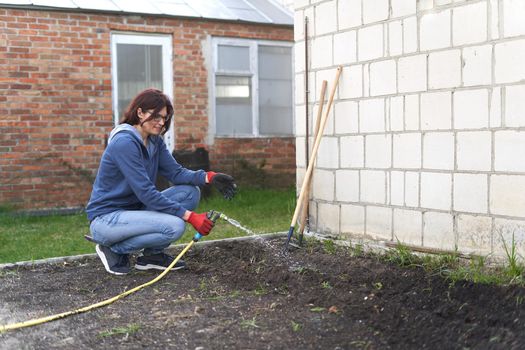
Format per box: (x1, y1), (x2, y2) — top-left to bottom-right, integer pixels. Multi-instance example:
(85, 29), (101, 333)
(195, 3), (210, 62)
(294, 0), (525, 258)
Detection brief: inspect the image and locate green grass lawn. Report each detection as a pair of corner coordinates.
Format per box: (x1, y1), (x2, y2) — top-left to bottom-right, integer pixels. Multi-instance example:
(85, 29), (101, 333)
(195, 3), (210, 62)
(0, 187), (295, 264)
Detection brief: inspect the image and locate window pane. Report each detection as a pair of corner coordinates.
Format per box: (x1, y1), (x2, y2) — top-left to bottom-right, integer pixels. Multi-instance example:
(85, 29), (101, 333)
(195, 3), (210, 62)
(117, 43), (163, 119)
(258, 45), (293, 135)
(216, 76), (252, 135)
(218, 45), (250, 71)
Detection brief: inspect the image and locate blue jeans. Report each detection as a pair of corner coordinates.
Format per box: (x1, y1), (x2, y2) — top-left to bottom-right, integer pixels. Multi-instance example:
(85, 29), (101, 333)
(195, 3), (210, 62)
(89, 185), (200, 255)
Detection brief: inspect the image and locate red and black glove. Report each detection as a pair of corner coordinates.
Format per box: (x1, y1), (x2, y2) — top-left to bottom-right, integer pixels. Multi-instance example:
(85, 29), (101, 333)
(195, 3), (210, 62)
(187, 212), (214, 235)
(207, 171), (237, 200)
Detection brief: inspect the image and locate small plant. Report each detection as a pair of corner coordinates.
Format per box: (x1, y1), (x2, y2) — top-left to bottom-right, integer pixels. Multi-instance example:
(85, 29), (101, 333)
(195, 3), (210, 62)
(351, 243), (364, 256)
(240, 317), (259, 329)
(254, 283), (268, 296)
(385, 239), (417, 267)
(321, 281), (332, 289)
(516, 295), (524, 307)
(373, 282), (383, 290)
(98, 323), (140, 338)
(501, 232), (524, 282)
(310, 307), (325, 312)
(291, 320), (302, 332)
(323, 239), (337, 254)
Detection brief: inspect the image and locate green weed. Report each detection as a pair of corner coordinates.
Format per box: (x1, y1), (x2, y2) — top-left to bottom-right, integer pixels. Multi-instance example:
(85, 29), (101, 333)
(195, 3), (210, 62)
(321, 281), (332, 289)
(323, 239), (337, 254)
(501, 232), (524, 283)
(291, 320), (302, 332)
(240, 317), (259, 329)
(310, 307), (325, 312)
(98, 323), (140, 338)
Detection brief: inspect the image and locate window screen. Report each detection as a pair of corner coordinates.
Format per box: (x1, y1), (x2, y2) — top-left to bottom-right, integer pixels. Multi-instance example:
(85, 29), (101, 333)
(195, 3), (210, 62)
(215, 76), (252, 135)
(218, 45), (250, 72)
(116, 44), (163, 120)
(258, 45), (293, 135)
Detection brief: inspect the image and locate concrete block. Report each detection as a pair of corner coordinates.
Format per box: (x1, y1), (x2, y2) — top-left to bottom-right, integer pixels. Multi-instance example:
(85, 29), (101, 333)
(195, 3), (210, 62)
(452, 2), (487, 46)
(366, 206), (392, 241)
(338, 0), (362, 30)
(495, 131), (525, 172)
(363, 0), (389, 24)
(295, 41), (305, 73)
(405, 171), (420, 207)
(457, 214), (492, 255)
(296, 167), (306, 194)
(403, 16), (418, 53)
(295, 73), (304, 106)
(495, 39), (525, 83)
(315, 0), (337, 35)
(336, 170), (360, 202)
(490, 87), (502, 127)
(393, 133), (422, 169)
(490, 175), (525, 217)
(462, 45), (492, 87)
(420, 9), (451, 51)
(418, 0), (433, 11)
(334, 30), (357, 65)
(503, 0), (525, 38)
(421, 91), (452, 130)
(313, 169), (335, 201)
(365, 134), (392, 168)
(504, 84), (525, 127)
(421, 172), (452, 210)
(360, 98), (385, 132)
(340, 136), (364, 168)
(453, 173), (488, 213)
(339, 64), (363, 99)
(360, 170), (386, 204)
(435, 0), (452, 5)
(429, 49), (461, 89)
(390, 171), (404, 206)
(295, 105), (306, 136)
(453, 89), (489, 129)
(405, 94), (419, 130)
(334, 100), (359, 134)
(294, 10), (305, 41)
(490, 0), (499, 40)
(393, 208), (422, 245)
(391, 0), (416, 17)
(358, 24), (384, 61)
(370, 59), (397, 96)
(318, 202), (340, 234)
(423, 212), (455, 250)
(364, 63), (370, 97)
(423, 132), (454, 170)
(340, 204), (365, 235)
(457, 131), (492, 171)
(493, 218), (525, 260)
(398, 54), (427, 93)
(296, 137), (306, 168)
(317, 136), (339, 169)
(388, 20), (403, 56)
(311, 35), (333, 69)
(389, 96), (404, 131)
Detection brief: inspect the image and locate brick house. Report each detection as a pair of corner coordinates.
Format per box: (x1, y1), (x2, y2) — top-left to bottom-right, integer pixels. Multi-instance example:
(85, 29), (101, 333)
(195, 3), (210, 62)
(0, 0), (295, 211)
(296, 0), (525, 259)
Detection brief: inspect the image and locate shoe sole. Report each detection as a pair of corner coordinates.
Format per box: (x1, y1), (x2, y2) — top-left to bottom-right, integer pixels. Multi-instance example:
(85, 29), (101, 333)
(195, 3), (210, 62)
(134, 263), (186, 271)
(96, 244), (128, 276)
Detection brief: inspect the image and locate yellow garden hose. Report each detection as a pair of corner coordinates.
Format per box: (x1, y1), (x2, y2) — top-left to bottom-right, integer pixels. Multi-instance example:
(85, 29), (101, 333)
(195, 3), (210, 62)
(0, 239), (196, 333)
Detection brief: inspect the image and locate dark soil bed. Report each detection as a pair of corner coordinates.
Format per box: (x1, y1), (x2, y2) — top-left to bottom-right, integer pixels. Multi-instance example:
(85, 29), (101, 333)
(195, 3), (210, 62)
(1, 237), (524, 349)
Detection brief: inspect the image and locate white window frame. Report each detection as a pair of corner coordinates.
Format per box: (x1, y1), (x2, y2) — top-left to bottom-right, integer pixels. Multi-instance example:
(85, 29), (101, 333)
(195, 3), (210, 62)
(111, 32), (174, 150)
(211, 37), (294, 138)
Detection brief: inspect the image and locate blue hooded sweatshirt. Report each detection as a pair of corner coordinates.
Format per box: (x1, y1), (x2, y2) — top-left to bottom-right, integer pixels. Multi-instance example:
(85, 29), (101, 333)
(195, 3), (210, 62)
(86, 124), (206, 221)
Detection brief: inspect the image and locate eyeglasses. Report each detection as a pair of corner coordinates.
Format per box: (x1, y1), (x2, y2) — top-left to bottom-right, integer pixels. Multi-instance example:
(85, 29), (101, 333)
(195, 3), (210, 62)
(147, 111), (169, 124)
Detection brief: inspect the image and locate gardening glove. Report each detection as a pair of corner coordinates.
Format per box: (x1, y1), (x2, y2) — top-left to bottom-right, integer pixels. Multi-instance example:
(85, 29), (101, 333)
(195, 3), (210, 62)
(207, 171), (237, 200)
(187, 211), (214, 235)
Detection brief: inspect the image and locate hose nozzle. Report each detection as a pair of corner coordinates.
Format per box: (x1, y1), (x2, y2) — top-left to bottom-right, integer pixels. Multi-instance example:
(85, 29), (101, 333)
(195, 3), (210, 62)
(193, 210), (223, 241)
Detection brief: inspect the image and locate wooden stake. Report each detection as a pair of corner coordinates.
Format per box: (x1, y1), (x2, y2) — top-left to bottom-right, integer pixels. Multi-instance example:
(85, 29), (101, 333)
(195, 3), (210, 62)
(285, 67), (343, 247)
(298, 80), (327, 237)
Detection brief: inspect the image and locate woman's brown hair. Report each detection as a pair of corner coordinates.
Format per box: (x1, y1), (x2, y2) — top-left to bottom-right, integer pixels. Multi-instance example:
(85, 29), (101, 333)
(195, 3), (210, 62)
(121, 88), (174, 135)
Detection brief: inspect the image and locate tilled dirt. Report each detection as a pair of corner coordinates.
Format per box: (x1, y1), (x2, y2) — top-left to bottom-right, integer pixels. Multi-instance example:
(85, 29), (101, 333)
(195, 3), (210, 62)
(0, 237), (524, 350)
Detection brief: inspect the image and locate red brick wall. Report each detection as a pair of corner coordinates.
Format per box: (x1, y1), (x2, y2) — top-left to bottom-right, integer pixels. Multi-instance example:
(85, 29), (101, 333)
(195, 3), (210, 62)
(0, 8), (295, 210)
